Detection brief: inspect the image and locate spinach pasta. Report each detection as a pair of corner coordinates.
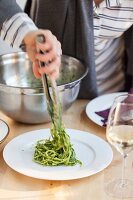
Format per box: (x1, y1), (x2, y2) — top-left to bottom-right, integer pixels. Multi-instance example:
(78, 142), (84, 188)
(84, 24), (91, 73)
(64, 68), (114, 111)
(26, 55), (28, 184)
(33, 79), (82, 166)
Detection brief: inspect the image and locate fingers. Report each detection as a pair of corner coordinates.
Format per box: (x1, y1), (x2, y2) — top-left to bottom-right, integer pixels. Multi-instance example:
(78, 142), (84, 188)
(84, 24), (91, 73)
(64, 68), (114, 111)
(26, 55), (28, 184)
(57, 41), (62, 56)
(24, 29), (62, 80)
(39, 56), (61, 79)
(36, 50), (55, 64)
(32, 61), (41, 78)
(33, 56), (61, 80)
(35, 30), (62, 79)
(36, 32), (62, 59)
(36, 41), (62, 62)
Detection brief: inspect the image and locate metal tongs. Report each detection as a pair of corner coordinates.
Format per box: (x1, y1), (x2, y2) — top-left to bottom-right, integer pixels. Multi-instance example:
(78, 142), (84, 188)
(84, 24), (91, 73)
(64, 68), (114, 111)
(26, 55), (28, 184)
(36, 35), (61, 127)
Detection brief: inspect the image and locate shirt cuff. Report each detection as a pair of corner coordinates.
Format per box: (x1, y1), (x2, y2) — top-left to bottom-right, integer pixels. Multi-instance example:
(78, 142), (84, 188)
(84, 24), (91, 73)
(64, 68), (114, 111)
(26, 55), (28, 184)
(0, 13), (38, 48)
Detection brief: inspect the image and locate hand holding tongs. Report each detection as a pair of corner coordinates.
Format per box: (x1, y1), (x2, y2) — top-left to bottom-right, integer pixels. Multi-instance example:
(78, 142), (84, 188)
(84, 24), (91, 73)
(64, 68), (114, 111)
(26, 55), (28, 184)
(36, 35), (53, 105)
(36, 34), (61, 127)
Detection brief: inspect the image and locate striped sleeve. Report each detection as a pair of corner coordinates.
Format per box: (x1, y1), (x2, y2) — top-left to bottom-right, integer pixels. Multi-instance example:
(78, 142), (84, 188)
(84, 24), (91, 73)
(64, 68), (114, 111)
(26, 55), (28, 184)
(0, 13), (38, 48)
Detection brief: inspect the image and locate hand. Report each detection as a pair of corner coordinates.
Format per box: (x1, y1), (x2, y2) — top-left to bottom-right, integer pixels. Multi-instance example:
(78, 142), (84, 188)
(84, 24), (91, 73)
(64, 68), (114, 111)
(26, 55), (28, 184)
(23, 29), (62, 80)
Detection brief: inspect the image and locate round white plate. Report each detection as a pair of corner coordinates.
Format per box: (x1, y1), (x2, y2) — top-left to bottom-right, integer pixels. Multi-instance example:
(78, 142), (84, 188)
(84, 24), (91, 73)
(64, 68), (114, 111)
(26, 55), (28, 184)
(0, 119), (9, 144)
(86, 92), (127, 127)
(3, 129), (113, 180)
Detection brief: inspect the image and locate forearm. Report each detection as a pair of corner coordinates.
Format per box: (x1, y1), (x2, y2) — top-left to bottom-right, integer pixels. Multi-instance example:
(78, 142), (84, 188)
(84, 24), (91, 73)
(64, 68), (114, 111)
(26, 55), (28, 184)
(0, 0), (62, 80)
(0, 13), (38, 48)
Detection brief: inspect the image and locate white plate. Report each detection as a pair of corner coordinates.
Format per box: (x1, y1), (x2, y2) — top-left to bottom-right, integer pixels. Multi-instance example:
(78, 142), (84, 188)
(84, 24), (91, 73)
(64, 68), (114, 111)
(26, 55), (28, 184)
(3, 129), (113, 180)
(0, 119), (9, 144)
(86, 92), (127, 127)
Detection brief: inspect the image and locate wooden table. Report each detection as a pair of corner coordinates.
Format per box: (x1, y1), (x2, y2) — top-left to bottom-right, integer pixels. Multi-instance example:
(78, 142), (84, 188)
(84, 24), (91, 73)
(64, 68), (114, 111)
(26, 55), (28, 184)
(0, 100), (133, 200)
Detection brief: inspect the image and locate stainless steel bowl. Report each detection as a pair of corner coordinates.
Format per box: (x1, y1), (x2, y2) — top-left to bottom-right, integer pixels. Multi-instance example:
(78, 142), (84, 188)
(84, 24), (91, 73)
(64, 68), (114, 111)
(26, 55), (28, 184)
(0, 52), (87, 124)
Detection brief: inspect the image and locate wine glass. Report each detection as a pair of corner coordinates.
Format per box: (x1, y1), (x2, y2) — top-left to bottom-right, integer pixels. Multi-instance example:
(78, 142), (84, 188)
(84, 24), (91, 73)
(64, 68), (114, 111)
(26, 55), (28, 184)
(105, 93), (133, 198)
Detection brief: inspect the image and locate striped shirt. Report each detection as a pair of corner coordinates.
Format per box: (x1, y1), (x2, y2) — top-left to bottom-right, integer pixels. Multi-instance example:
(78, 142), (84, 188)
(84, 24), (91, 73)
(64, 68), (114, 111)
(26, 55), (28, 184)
(93, 0), (133, 95)
(0, 13), (37, 48)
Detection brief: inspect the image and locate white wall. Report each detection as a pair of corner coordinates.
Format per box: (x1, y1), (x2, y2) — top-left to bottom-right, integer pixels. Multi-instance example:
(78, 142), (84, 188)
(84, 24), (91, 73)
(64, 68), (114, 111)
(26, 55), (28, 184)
(0, 0), (27, 55)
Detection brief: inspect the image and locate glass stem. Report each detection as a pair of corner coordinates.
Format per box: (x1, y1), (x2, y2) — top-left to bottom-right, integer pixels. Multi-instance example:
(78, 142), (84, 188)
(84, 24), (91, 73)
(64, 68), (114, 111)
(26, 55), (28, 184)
(121, 153), (127, 187)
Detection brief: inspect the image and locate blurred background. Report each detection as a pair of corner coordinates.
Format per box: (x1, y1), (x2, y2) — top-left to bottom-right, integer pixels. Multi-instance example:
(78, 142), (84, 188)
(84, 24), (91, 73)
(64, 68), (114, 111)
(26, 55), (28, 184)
(0, 0), (27, 55)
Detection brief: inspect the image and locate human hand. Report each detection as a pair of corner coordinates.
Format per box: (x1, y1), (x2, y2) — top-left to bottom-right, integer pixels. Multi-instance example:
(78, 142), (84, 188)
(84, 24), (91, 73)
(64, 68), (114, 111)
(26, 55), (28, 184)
(23, 29), (62, 80)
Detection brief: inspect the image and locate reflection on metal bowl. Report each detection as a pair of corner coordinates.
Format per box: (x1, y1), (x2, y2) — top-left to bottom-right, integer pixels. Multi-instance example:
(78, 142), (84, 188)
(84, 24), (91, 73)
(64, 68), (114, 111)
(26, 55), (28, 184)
(0, 52), (87, 124)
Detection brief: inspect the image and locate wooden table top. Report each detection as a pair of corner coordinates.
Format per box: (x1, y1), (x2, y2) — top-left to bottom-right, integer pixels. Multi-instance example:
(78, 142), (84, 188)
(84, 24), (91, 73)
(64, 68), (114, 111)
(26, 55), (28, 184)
(0, 100), (133, 200)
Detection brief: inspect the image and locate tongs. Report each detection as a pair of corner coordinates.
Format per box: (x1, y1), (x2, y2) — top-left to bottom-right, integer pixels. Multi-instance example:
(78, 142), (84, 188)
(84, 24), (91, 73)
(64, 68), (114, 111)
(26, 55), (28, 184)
(36, 35), (62, 127)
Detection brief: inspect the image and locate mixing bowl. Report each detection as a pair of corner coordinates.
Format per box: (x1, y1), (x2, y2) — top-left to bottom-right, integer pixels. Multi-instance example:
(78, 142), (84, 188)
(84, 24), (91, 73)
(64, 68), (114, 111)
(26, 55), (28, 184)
(0, 52), (87, 124)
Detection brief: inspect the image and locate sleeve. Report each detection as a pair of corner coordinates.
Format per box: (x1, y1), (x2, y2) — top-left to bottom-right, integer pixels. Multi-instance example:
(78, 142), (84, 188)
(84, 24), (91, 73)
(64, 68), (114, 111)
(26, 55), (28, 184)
(0, 0), (23, 29)
(0, 13), (38, 48)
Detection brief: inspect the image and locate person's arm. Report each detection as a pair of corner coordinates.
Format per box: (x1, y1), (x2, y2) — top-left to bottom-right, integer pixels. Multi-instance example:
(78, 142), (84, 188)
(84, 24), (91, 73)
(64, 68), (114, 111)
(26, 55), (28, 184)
(0, 13), (38, 48)
(23, 29), (62, 80)
(0, 1), (61, 79)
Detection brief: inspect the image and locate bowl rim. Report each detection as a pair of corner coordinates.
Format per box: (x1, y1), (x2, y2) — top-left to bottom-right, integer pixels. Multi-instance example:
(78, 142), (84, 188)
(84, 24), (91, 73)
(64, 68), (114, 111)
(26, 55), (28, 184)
(0, 119), (10, 144)
(0, 52), (88, 91)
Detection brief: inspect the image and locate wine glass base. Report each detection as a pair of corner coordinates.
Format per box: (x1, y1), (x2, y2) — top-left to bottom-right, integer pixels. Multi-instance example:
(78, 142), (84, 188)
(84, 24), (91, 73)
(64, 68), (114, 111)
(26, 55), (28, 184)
(105, 178), (133, 198)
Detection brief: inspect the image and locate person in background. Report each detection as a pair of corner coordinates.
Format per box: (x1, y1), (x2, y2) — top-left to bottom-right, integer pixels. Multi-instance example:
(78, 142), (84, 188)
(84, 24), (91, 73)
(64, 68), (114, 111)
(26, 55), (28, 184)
(0, 0), (62, 80)
(25, 0), (133, 99)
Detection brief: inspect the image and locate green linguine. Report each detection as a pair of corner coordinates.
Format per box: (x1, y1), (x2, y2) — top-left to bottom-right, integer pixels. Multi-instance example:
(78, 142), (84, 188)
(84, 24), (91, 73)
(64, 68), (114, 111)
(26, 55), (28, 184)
(33, 79), (82, 166)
